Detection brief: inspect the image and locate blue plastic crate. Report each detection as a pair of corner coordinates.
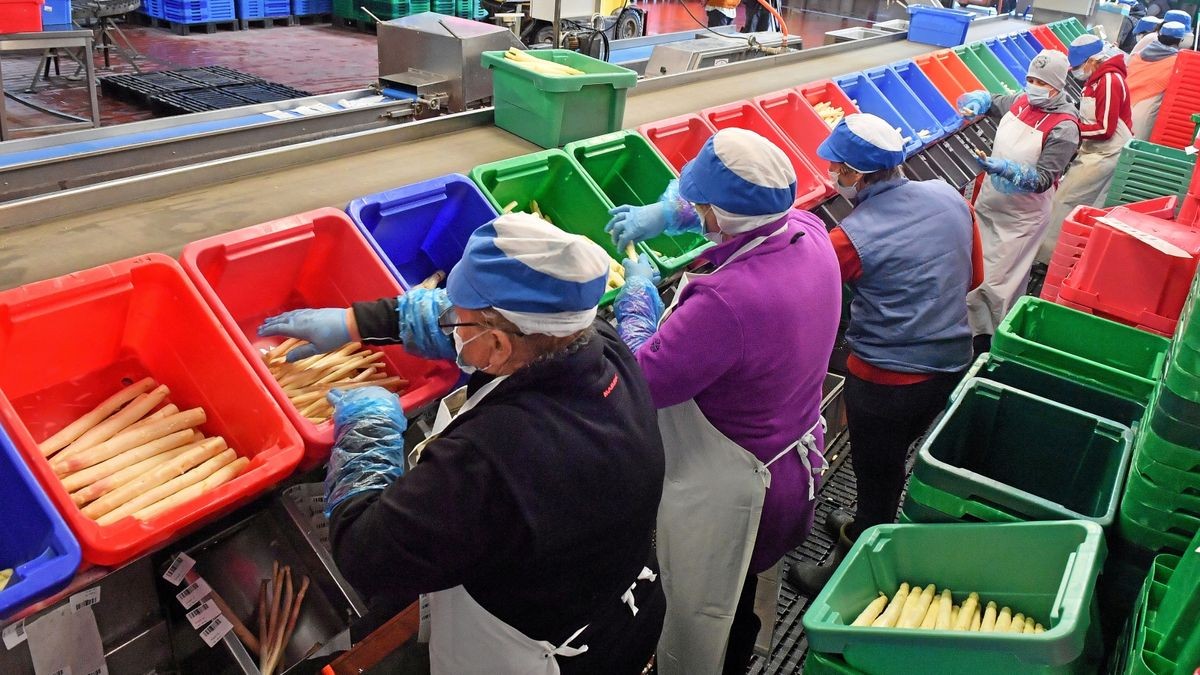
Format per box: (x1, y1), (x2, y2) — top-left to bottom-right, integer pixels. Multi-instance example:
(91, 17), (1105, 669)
(1010, 31), (1042, 63)
(41, 0), (72, 26)
(906, 5), (972, 47)
(163, 0), (236, 22)
(291, 0), (329, 14)
(865, 65), (945, 147)
(346, 174), (498, 290)
(834, 73), (923, 156)
(237, 0), (289, 18)
(984, 37), (1029, 84)
(890, 59), (963, 136)
(0, 426), (82, 619)
(140, 0), (164, 17)
(998, 34), (1034, 71)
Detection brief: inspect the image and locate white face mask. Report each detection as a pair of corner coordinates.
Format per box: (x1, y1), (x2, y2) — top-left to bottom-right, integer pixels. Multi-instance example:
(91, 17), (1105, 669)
(830, 170), (858, 201)
(703, 229), (723, 244)
(1026, 83), (1053, 108)
(452, 327), (487, 375)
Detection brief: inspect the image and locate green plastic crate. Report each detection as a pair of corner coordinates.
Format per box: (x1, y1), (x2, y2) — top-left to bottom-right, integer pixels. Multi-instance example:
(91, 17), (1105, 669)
(1120, 542), (1200, 674)
(955, 353), (1145, 428)
(1165, 340), (1200, 403)
(1132, 448), (1200, 499)
(481, 50), (637, 149)
(563, 131), (713, 276)
(1134, 427), (1200, 473)
(1117, 509), (1192, 556)
(469, 149), (626, 306)
(954, 44), (1021, 95)
(1105, 141), (1196, 208)
(1124, 466), (1200, 517)
(805, 651), (865, 674)
(993, 297), (1170, 404)
(1119, 486), (1199, 553)
(916, 379), (1133, 528)
(902, 474), (1022, 524)
(802, 521), (1107, 675)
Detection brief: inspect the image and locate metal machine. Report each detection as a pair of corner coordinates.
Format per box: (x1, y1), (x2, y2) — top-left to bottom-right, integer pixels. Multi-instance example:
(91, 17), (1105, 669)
(644, 31), (799, 78)
(482, 0), (645, 49)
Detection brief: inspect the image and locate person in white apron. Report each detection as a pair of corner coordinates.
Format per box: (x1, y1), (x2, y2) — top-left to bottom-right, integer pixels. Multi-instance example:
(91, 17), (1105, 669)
(609, 128), (842, 674)
(1042, 38), (1134, 264)
(957, 50), (1081, 353)
(260, 213), (667, 674)
(1127, 22), (1186, 141)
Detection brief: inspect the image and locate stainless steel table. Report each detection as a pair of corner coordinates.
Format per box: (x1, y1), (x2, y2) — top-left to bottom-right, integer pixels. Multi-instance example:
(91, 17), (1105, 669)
(0, 28), (100, 140)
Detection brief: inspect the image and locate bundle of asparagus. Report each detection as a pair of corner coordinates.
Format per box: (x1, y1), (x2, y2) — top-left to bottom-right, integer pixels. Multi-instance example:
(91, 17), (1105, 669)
(852, 583), (1046, 634)
(0, 569), (11, 591)
(257, 562), (310, 675)
(503, 48), (585, 76)
(262, 340), (407, 424)
(37, 378), (249, 524)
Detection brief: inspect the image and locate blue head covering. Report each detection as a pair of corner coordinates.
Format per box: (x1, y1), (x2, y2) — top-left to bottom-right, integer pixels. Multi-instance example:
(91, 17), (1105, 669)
(816, 113), (907, 173)
(678, 128), (798, 233)
(1134, 15), (1162, 34)
(1068, 34), (1104, 67)
(1165, 9), (1192, 29)
(1161, 20), (1189, 39)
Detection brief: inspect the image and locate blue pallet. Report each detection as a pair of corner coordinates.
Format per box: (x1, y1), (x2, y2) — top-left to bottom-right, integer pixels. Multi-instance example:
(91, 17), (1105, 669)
(906, 5), (972, 47)
(834, 73), (923, 156)
(865, 65), (946, 147)
(984, 37), (1030, 84)
(891, 59), (963, 136)
(237, 0), (289, 18)
(0, 426), (82, 619)
(292, 0), (329, 14)
(346, 173), (498, 290)
(163, 0), (237, 22)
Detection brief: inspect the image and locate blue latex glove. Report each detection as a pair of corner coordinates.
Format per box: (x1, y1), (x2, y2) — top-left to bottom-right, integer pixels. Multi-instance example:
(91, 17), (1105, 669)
(977, 156), (1041, 193)
(324, 386), (408, 516)
(957, 91), (992, 117)
(623, 253), (661, 286)
(606, 203), (670, 251)
(614, 270), (665, 354)
(395, 288), (455, 361)
(259, 308), (352, 362)
(977, 155), (1007, 175)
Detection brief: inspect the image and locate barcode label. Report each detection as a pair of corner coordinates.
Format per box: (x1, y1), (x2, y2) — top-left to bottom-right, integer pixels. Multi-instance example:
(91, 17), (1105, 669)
(176, 578), (211, 609)
(186, 599), (222, 629)
(162, 552), (196, 586)
(199, 615), (232, 647)
(2, 619), (26, 650)
(70, 588), (101, 613)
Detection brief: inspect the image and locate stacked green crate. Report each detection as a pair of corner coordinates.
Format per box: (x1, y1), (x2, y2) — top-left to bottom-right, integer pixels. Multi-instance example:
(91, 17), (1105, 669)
(1110, 529), (1200, 674)
(1105, 140), (1197, 209)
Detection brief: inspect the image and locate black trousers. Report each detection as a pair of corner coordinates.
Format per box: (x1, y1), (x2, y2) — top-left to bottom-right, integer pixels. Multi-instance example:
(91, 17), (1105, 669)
(706, 9), (734, 27)
(722, 572), (759, 674)
(844, 370), (963, 540)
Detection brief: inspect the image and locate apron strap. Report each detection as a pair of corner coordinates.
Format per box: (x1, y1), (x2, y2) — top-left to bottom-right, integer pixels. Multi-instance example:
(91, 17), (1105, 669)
(619, 566), (659, 616)
(544, 623), (590, 659)
(763, 415), (827, 501)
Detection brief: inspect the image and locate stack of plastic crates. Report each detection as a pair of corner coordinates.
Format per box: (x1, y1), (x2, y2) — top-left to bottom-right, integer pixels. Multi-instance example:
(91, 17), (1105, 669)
(430, 0), (451, 14)
(236, 0), (290, 21)
(1105, 140), (1197, 209)
(292, 0), (329, 16)
(1150, 50), (1200, 150)
(160, 0), (236, 23)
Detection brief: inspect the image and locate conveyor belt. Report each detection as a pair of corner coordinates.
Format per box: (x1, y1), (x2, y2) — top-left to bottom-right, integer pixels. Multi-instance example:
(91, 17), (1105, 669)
(0, 18), (1029, 291)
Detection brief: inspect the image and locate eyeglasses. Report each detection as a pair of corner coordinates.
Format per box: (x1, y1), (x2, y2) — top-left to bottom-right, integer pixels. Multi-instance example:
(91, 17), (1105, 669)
(438, 307), (484, 336)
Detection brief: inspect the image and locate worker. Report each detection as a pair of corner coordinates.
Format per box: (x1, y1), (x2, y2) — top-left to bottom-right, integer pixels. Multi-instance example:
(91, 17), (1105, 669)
(1127, 15), (1162, 52)
(784, 114), (984, 593)
(958, 49), (1080, 353)
(1149, 9), (1194, 50)
(1128, 21), (1189, 140)
(1041, 36), (1132, 264)
(607, 128), (841, 674)
(257, 214), (667, 674)
(741, 0), (779, 33)
(1117, 0), (1147, 52)
(704, 0), (738, 28)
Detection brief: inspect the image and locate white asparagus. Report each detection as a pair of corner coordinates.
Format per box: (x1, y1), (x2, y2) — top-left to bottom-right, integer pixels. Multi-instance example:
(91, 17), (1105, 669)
(898, 584), (936, 629)
(970, 606), (982, 632)
(955, 592), (979, 631)
(0, 569), (11, 590)
(1008, 613), (1026, 633)
(871, 583), (910, 628)
(994, 607), (1013, 632)
(935, 589), (953, 630)
(1035, 623), (1045, 634)
(83, 439), (225, 519)
(1023, 617), (1036, 634)
(920, 597), (940, 629)
(60, 429), (201, 493)
(71, 438), (202, 505)
(122, 404), (179, 434)
(981, 601), (998, 632)
(38, 377), (157, 457)
(57, 385), (170, 460)
(132, 457), (249, 521)
(851, 593), (888, 626)
(97, 448), (234, 524)
(53, 408), (206, 475)
(950, 606), (960, 628)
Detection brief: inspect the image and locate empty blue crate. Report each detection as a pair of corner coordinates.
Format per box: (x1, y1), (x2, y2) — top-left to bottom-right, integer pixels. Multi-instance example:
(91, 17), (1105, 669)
(41, 0), (73, 26)
(141, 0), (163, 17)
(238, 0), (290, 18)
(906, 6), (972, 47)
(163, 0), (236, 22)
(292, 0), (330, 15)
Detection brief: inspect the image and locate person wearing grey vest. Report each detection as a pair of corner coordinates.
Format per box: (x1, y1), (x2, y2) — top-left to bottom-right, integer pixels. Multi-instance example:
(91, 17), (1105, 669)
(789, 114), (983, 594)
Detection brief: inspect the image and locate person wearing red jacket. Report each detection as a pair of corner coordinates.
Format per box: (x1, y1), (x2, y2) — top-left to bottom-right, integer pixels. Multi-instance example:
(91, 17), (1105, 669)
(1041, 36), (1133, 263)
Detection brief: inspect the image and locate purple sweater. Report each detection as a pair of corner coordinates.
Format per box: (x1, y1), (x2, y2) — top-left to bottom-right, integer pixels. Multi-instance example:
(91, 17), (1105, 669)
(635, 211), (842, 573)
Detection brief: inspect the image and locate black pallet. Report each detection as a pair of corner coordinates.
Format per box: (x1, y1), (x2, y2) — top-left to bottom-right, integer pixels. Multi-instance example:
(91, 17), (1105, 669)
(151, 88), (257, 114)
(172, 65), (263, 87)
(332, 15), (376, 31)
(100, 70), (209, 106)
(215, 81), (311, 103)
(241, 14), (296, 27)
(292, 12), (331, 23)
(164, 18), (242, 34)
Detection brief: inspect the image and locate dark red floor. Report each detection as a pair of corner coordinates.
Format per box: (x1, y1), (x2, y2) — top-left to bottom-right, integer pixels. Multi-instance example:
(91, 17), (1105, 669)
(1, 0), (895, 136)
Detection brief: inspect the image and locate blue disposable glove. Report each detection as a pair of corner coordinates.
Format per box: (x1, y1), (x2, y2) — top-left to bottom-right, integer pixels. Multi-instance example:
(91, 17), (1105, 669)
(976, 156), (1040, 193)
(324, 386), (408, 515)
(606, 203), (670, 251)
(259, 308), (352, 362)
(957, 91), (992, 117)
(395, 288), (455, 361)
(977, 155), (1007, 175)
(623, 253), (661, 286)
(614, 266), (665, 354)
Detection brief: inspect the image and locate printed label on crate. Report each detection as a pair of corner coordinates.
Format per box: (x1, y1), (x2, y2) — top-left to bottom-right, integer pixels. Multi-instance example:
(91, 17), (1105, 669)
(199, 615), (233, 648)
(1096, 216), (1192, 258)
(176, 578), (212, 609)
(25, 604), (106, 675)
(70, 588), (101, 613)
(2, 619), (26, 650)
(186, 599), (222, 629)
(50, 668), (71, 675)
(163, 552), (196, 586)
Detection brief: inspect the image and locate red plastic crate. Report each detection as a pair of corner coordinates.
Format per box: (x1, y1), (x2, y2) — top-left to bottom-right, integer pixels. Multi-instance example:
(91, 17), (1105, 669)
(0, 254), (304, 566)
(638, 113), (716, 173)
(797, 80), (859, 130)
(753, 88), (835, 174)
(0, 0), (43, 33)
(1179, 194), (1200, 226)
(1059, 207), (1200, 335)
(181, 208), (459, 470)
(1150, 51), (1200, 149)
(701, 100), (833, 209)
(1029, 25), (1068, 53)
(1040, 282), (1061, 301)
(914, 50), (985, 105)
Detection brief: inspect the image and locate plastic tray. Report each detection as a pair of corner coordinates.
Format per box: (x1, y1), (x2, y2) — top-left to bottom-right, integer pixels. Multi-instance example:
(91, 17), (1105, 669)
(993, 297), (1170, 404)
(902, 474), (1022, 524)
(0, 254), (304, 566)
(1007, 32), (1040, 65)
(916, 379), (1133, 527)
(481, 49), (637, 148)
(798, 79), (860, 130)
(982, 38), (1029, 85)
(469, 149), (625, 305)
(346, 173), (498, 290)
(890, 60), (962, 135)
(865, 65), (946, 144)
(564, 130), (713, 275)
(701, 100), (832, 208)
(905, 5), (972, 48)
(0, 425), (81, 619)
(753, 88), (835, 173)
(833, 73), (922, 155)
(637, 113), (716, 173)
(803, 521), (1107, 675)
(921, 50), (987, 104)
(954, 43), (1021, 95)
(180, 209), (460, 469)
(1029, 24), (1067, 53)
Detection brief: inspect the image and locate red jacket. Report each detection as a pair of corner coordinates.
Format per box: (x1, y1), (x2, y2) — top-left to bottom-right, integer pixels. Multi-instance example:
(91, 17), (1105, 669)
(1080, 53), (1133, 141)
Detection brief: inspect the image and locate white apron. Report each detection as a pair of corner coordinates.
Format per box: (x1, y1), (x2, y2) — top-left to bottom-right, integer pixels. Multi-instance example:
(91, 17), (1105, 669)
(968, 104), (1066, 336)
(655, 227), (826, 675)
(410, 376), (659, 674)
(1131, 94), (1162, 141)
(1041, 83), (1133, 263)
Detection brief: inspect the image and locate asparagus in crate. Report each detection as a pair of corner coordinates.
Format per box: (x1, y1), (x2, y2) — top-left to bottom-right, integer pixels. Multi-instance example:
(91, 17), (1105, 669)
(849, 583), (1045, 633)
(262, 340), (407, 424)
(503, 49), (584, 76)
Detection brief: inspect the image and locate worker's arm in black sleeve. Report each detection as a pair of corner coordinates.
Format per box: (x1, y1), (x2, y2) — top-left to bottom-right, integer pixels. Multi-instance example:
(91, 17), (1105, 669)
(1031, 122), (1082, 193)
(987, 93), (1019, 121)
(352, 297), (402, 344)
(329, 434), (519, 604)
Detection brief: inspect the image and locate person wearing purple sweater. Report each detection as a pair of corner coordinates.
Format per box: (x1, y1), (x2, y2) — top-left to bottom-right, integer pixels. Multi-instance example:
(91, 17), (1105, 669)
(610, 128), (842, 675)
